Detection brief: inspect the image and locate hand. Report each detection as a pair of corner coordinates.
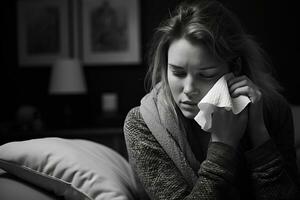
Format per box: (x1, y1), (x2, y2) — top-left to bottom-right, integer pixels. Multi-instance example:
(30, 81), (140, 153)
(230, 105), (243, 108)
(227, 75), (270, 148)
(210, 107), (248, 149)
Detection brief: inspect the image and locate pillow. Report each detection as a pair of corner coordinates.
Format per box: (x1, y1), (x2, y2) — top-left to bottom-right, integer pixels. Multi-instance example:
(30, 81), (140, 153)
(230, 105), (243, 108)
(0, 137), (140, 200)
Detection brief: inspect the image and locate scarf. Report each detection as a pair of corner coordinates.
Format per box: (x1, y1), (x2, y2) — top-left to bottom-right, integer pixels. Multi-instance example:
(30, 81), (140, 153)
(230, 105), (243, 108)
(140, 83), (200, 187)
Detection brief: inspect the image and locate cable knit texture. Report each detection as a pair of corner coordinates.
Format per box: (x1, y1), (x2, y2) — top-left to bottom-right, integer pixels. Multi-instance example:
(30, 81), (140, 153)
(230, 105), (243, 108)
(124, 93), (300, 199)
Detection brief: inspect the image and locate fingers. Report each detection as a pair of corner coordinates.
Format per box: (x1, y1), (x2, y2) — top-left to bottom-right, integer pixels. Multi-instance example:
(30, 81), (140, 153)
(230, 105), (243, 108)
(227, 75), (248, 86)
(227, 75), (262, 103)
(231, 86), (261, 102)
(228, 79), (248, 94)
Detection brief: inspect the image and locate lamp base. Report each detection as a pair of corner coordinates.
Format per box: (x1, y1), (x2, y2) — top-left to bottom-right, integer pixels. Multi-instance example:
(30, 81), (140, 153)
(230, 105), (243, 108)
(45, 95), (90, 129)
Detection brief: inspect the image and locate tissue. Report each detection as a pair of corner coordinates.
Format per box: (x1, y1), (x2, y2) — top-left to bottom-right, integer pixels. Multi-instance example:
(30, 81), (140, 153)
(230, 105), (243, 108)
(194, 73), (251, 131)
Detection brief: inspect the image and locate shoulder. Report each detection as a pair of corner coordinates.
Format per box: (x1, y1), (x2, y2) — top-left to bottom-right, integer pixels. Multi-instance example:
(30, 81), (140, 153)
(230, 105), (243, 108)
(264, 92), (292, 119)
(123, 106), (155, 142)
(125, 106), (142, 122)
(263, 92), (293, 137)
(124, 106), (146, 131)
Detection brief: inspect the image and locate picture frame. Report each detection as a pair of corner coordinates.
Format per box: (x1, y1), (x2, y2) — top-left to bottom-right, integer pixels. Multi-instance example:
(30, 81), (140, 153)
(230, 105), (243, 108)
(81, 0), (141, 65)
(17, 0), (69, 66)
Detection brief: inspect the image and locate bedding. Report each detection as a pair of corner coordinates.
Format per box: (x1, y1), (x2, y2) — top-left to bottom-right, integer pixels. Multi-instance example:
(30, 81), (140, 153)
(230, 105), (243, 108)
(0, 137), (141, 200)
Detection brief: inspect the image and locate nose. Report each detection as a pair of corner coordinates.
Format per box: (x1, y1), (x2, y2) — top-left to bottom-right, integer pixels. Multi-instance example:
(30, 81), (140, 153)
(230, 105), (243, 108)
(183, 75), (199, 97)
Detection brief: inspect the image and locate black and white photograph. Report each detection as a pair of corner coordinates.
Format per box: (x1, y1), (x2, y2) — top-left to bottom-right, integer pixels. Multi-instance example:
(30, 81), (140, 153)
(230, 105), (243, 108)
(82, 0), (140, 65)
(17, 0), (69, 66)
(1, 0), (300, 199)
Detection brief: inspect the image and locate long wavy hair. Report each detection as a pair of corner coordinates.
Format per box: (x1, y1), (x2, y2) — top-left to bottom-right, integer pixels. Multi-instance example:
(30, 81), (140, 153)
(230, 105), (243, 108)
(145, 0), (282, 125)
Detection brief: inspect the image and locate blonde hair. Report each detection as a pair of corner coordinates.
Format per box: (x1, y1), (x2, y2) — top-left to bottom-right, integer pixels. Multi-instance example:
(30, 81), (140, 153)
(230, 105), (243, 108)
(145, 0), (282, 125)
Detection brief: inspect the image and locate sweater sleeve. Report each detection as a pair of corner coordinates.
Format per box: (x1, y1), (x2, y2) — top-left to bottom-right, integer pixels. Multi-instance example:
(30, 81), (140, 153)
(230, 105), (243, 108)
(124, 107), (240, 200)
(244, 98), (300, 199)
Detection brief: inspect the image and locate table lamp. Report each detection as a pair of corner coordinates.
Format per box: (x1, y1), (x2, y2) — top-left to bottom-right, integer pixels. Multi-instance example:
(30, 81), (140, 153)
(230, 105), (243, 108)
(49, 58), (87, 128)
(49, 59), (87, 95)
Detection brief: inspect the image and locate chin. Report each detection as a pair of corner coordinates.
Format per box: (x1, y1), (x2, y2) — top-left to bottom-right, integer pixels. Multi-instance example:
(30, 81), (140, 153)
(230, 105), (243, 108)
(181, 110), (197, 119)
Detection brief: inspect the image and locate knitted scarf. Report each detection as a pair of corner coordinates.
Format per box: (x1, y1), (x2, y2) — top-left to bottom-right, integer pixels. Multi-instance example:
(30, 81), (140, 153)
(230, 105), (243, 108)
(140, 83), (200, 188)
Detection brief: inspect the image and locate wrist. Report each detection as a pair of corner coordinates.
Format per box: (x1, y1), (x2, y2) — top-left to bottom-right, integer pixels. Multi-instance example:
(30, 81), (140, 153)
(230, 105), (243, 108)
(211, 135), (239, 149)
(207, 142), (239, 173)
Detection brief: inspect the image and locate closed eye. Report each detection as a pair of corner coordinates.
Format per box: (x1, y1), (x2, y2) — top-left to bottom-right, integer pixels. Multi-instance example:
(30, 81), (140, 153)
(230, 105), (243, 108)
(197, 68), (220, 79)
(172, 70), (187, 77)
(169, 64), (187, 78)
(198, 73), (217, 79)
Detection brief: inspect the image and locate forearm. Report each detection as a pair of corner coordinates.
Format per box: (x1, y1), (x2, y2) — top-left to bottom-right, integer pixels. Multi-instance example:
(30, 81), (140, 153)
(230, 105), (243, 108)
(127, 138), (240, 199)
(124, 107), (240, 199)
(245, 139), (299, 199)
(189, 142), (240, 199)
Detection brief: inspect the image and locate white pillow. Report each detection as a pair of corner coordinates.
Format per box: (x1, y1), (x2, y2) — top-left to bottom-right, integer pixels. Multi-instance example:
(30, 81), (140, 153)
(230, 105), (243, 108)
(0, 137), (140, 200)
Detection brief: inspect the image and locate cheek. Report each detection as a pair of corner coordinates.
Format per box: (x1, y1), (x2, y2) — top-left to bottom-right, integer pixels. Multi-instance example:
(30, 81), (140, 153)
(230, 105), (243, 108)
(190, 80), (218, 102)
(198, 82), (214, 99)
(167, 73), (182, 102)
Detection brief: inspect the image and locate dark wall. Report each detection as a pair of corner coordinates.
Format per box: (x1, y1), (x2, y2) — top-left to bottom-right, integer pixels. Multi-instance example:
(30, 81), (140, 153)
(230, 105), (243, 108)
(0, 0), (179, 128)
(1, 0), (299, 128)
(219, 0), (300, 104)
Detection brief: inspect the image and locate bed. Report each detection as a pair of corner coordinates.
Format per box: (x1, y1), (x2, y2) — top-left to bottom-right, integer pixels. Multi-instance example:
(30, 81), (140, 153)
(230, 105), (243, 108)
(1, 105), (299, 200)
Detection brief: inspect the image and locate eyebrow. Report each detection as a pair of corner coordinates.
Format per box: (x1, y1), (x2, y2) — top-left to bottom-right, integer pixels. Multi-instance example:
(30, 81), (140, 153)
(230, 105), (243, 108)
(168, 63), (218, 70)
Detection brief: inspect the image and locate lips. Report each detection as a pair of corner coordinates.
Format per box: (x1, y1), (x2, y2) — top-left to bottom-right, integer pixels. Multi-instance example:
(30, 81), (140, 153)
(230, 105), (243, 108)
(181, 101), (197, 106)
(180, 100), (198, 111)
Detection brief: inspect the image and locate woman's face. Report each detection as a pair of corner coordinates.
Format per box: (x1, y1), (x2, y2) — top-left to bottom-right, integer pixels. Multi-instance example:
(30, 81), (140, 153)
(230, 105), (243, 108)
(167, 38), (230, 119)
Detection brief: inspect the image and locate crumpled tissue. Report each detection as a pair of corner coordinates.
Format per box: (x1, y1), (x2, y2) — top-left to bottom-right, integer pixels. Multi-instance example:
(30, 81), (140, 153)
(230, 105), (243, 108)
(194, 73), (251, 131)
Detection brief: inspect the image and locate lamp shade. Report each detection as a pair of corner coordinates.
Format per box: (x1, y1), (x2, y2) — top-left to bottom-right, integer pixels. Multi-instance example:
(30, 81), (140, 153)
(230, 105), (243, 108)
(49, 59), (87, 94)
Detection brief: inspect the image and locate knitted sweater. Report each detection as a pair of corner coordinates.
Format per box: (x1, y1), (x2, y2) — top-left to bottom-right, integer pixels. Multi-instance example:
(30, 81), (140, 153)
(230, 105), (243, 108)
(123, 94), (300, 199)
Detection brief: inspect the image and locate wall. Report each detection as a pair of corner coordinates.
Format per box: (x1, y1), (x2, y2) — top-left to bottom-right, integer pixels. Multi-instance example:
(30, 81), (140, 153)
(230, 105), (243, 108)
(0, 0), (179, 129)
(1, 0), (299, 129)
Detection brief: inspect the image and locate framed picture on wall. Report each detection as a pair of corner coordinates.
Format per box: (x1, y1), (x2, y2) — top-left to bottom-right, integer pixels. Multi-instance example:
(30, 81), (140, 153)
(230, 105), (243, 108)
(81, 0), (141, 65)
(17, 0), (69, 66)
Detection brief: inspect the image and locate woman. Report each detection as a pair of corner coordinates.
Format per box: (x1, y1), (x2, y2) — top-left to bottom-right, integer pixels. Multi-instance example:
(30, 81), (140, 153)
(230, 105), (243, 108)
(124, 0), (300, 199)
